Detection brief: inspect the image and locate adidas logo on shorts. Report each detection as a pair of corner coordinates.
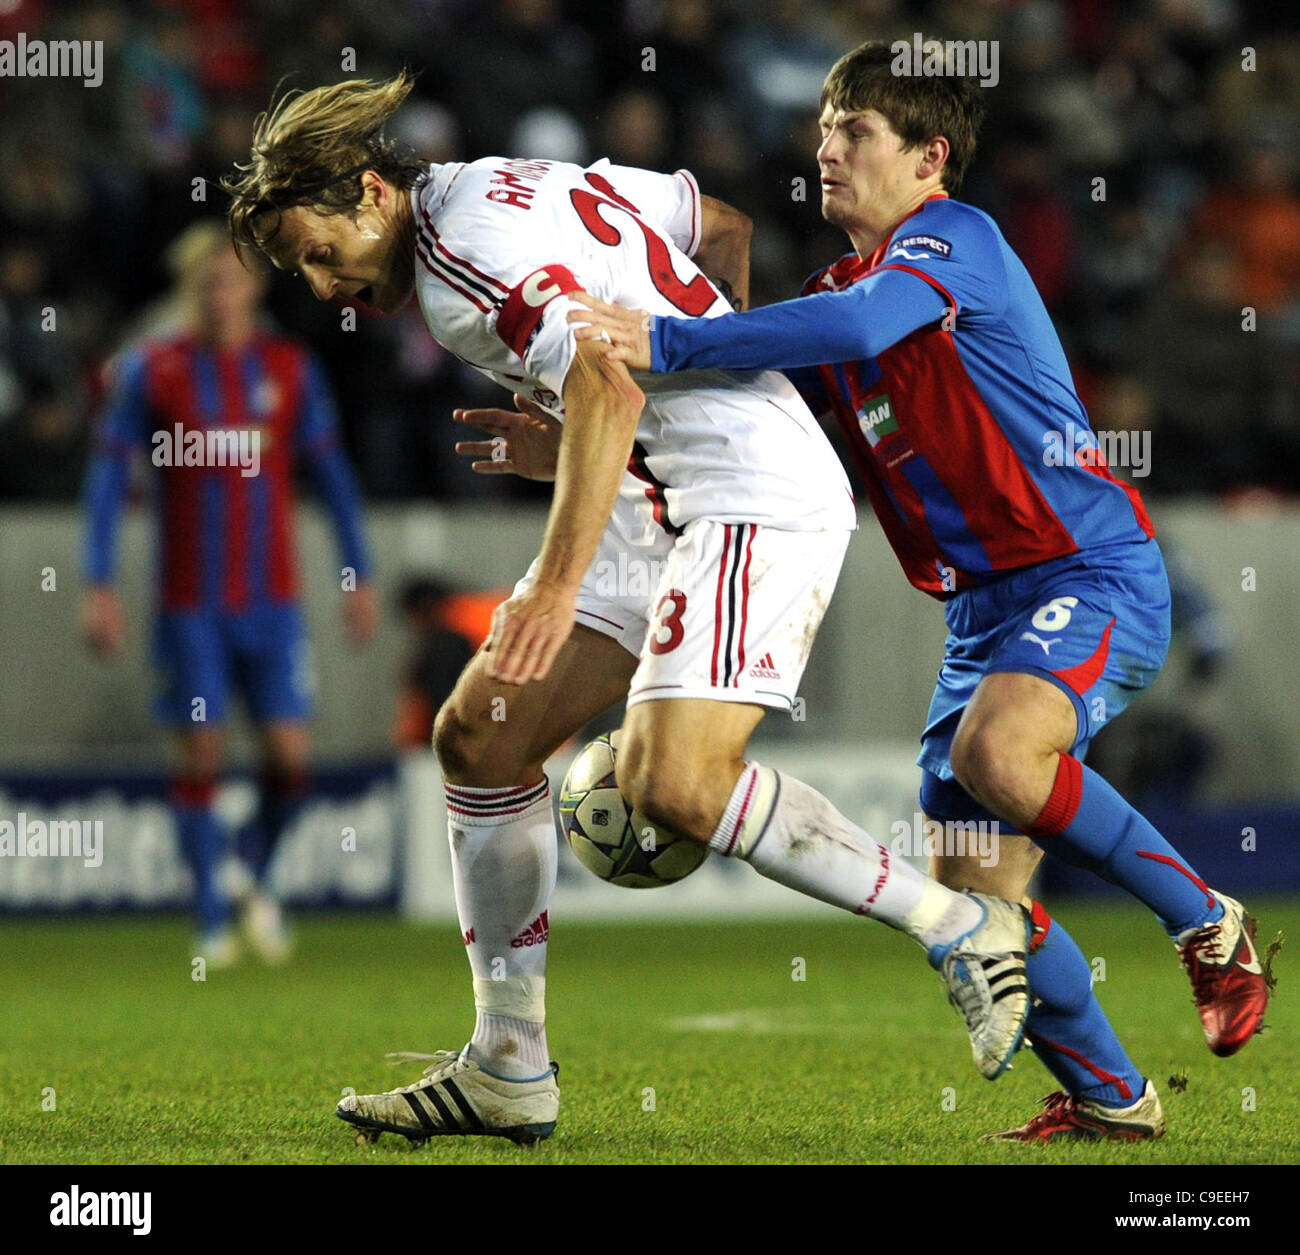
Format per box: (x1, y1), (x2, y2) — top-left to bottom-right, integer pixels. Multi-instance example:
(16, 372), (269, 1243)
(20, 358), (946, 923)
(747, 652), (781, 680)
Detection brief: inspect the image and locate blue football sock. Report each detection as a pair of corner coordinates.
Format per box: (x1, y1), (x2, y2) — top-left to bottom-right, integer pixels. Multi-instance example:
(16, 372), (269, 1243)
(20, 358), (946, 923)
(1025, 905), (1145, 1108)
(1029, 753), (1222, 937)
(173, 796), (229, 935)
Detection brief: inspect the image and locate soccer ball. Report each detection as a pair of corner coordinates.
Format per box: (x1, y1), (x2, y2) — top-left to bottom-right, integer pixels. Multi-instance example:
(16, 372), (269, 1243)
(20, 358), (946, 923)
(559, 731), (709, 889)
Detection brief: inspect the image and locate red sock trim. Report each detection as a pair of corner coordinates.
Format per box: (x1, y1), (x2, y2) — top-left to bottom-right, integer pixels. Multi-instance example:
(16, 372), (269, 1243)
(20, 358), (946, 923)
(171, 776), (218, 808)
(1028, 753), (1084, 838)
(1137, 850), (1216, 912)
(1029, 1031), (1133, 1102)
(1028, 899), (1053, 953)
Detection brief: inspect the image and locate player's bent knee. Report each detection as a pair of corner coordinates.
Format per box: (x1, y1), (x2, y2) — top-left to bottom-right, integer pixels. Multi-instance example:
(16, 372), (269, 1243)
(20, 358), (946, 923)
(431, 701), (460, 768)
(433, 700), (491, 781)
(615, 738), (714, 840)
(433, 697), (542, 786)
(624, 773), (713, 841)
(928, 854), (974, 892)
(950, 720), (1023, 812)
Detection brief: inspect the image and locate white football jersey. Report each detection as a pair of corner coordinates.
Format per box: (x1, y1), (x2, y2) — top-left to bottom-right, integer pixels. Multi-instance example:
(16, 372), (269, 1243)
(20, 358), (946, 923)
(411, 156), (855, 537)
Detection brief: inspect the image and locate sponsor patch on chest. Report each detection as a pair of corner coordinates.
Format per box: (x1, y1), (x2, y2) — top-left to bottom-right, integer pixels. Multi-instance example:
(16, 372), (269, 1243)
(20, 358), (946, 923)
(857, 393), (899, 446)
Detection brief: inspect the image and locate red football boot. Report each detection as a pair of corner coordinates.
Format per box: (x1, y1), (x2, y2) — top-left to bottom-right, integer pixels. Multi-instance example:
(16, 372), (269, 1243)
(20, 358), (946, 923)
(1176, 894), (1269, 1057)
(983, 1082), (1165, 1143)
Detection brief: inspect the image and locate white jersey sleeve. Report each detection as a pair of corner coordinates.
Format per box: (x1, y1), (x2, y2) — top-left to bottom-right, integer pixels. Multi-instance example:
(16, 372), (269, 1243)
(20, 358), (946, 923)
(505, 272), (584, 400)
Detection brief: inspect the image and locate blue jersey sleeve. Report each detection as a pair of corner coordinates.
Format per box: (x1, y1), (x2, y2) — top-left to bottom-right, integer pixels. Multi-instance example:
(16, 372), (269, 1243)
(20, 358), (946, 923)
(295, 353), (372, 581)
(650, 270), (949, 372)
(873, 200), (1008, 321)
(82, 350), (150, 584)
(650, 200), (1009, 375)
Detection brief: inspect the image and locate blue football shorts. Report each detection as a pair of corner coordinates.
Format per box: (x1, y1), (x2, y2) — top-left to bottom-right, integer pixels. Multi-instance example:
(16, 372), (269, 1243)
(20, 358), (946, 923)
(918, 539), (1171, 825)
(153, 601), (314, 725)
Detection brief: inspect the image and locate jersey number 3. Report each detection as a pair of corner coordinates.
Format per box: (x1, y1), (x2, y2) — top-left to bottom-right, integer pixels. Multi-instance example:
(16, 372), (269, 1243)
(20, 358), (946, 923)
(570, 174), (716, 316)
(648, 590), (687, 655)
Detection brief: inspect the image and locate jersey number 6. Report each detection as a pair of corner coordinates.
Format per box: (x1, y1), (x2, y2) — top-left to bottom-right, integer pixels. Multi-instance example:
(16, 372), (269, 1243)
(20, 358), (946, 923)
(1031, 596), (1079, 632)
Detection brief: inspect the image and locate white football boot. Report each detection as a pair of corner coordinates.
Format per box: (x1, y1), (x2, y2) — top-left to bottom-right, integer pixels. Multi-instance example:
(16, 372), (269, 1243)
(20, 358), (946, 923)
(338, 1049), (559, 1147)
(933, 892), (1032, 1080)
(240, 890), (293, 964)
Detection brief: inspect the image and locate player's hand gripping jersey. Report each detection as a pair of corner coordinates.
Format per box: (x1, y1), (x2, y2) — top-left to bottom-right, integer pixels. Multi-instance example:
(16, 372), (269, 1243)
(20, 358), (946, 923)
(411, 157), (855, 541)
(646, 195), (1155, 597)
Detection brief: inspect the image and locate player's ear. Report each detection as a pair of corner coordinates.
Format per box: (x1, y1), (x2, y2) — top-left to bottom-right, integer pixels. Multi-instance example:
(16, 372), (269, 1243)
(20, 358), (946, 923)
(919, 136), (949, 180)
(358, 169), (386, 209)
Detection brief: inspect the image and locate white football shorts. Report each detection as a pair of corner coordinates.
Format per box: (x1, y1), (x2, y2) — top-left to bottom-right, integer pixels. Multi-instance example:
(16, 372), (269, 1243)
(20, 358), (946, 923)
(509, 518), (850, 710)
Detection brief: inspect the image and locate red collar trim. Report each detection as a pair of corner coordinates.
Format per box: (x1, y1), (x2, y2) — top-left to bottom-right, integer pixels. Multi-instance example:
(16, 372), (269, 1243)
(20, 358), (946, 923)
(861, 193), (949, 270)
(813, 194), (950, 293)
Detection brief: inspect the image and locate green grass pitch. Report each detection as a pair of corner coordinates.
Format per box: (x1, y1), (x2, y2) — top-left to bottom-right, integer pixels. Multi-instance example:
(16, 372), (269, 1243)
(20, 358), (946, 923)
(2, 900), (1295, 1165)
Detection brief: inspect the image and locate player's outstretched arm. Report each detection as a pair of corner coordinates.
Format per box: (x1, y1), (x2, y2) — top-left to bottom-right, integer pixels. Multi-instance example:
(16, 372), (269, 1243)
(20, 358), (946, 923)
(561, 194), (753, 369)
(453, 395), (562, 481)
(81, 464), (130, 657)
(305, 444), (377, 645)
(570, 267), (948, 375)
(486, 339), (644, 686)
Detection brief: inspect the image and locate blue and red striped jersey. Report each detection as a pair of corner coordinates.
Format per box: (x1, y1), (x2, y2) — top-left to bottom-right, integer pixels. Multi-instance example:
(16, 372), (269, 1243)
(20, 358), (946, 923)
(649, 195), (1155, 597)
(83, 332), (371, 611)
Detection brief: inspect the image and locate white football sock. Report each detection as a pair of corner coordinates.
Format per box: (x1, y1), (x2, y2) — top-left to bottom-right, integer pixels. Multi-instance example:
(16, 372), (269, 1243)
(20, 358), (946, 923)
(445, 779), (556, 1079)
(470, 1011), (551, 1078)
(710, 764), (980, 952)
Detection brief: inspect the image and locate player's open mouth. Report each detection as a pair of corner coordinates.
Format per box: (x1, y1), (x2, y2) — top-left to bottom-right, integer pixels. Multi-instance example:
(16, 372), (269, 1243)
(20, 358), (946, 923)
(356, 286), (374, 305)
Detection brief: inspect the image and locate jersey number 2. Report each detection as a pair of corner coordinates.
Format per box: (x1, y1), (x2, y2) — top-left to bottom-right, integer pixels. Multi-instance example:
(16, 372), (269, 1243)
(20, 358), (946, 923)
(570, 174), (716, 316)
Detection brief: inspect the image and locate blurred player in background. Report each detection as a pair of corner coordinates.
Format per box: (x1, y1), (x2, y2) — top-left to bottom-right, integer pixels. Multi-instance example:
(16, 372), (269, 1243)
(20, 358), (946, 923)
(81, 220), (376, 966)
(570, 40), (1271, 1143)
(224, 72), (1038, 1147)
